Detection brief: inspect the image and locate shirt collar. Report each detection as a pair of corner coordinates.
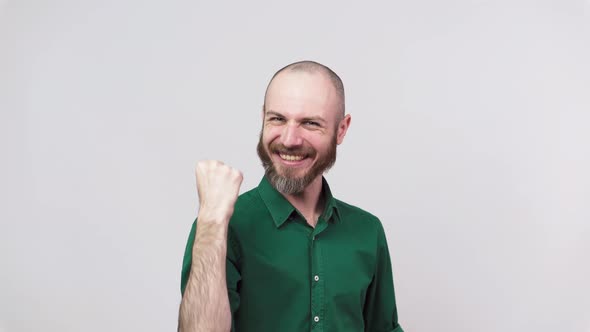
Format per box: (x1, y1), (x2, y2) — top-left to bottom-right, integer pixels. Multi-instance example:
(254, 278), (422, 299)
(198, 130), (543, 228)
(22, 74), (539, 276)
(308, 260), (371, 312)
(257, 176), (341, 228)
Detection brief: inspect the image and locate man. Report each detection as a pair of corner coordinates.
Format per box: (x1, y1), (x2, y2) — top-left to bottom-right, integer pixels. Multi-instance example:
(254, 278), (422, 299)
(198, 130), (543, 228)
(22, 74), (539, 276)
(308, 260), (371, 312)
(178, 61), (403, 332)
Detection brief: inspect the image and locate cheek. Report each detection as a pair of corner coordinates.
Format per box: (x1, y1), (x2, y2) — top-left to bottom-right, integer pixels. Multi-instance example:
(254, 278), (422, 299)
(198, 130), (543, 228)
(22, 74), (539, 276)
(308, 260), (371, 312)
(305, 134), (331, 151)
(262, 125), (281, 142)
(262, 128), (279, 146)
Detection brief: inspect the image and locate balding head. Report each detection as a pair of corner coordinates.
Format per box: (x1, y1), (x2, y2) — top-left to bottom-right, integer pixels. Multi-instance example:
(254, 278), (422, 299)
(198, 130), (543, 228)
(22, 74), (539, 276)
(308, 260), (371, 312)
(257, 60), (352, 194)
(264, 60), (345, 119)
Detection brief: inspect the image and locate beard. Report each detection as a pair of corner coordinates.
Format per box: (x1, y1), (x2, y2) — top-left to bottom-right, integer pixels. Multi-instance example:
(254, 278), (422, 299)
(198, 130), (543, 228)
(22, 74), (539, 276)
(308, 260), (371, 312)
(257, 132), (337, 195)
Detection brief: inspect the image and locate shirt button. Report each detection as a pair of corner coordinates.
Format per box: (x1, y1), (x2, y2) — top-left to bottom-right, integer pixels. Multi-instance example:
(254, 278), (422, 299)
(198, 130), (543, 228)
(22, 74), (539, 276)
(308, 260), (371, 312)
(314, 275), (319, 282)
(314, 316), (320, 322)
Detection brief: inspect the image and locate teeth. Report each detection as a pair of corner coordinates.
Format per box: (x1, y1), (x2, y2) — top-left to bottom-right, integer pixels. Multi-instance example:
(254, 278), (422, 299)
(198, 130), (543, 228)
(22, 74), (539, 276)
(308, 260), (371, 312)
(279, 154), (304, 161)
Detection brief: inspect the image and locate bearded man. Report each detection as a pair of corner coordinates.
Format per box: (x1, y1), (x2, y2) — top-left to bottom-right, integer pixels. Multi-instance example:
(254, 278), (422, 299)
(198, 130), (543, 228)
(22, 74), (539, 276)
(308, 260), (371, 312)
(178, 61), (404, 332)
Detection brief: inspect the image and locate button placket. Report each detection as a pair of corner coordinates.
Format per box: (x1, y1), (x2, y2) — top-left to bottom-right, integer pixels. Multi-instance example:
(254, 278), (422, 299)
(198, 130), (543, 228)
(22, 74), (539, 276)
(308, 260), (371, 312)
(309, 226), (325, 331)
(300, 221), (323, 331)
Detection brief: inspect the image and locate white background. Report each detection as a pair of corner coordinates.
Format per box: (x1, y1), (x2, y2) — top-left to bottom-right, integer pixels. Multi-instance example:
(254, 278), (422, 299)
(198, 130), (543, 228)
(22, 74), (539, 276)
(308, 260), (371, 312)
(1, 0), (589, 331)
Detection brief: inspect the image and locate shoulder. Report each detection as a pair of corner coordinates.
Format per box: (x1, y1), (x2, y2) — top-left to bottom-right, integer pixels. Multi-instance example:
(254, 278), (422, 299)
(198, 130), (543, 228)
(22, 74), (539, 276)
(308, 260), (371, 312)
(334, 198), (386, 235)
(233, 186), (265, 216)
(228, 186), (269, 233)
(335, 199), (381, 223)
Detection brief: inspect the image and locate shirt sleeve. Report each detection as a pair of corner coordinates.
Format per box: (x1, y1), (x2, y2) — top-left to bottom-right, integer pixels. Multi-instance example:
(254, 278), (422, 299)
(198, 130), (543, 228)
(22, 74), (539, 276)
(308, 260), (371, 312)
(363, 221), (404, 332)
(180, 220), (242, 330)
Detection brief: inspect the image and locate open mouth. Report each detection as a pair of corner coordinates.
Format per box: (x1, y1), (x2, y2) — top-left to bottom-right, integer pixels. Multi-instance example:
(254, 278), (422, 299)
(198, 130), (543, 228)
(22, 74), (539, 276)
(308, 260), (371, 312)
(274, 151), (311, 166)
(278, 153), (306, 161)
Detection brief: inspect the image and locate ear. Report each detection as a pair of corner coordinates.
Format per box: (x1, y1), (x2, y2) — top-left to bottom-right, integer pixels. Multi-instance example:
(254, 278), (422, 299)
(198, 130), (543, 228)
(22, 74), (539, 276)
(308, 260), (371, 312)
(336, 114), (351, 145)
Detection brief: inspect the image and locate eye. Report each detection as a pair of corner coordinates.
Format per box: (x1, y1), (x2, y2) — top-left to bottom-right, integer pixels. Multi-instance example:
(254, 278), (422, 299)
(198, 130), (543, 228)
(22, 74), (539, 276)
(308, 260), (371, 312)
(303, 120), (321, 127)
(268, 116), (285, 123)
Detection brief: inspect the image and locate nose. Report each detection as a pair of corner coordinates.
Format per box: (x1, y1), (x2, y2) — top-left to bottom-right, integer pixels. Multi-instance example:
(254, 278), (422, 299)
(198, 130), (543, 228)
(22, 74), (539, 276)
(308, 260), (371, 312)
(280, 123), (303, 148)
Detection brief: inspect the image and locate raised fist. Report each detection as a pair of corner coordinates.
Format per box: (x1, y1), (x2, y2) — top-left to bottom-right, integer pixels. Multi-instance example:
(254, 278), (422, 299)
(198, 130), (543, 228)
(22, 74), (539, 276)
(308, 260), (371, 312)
(195, 160), (243, 223)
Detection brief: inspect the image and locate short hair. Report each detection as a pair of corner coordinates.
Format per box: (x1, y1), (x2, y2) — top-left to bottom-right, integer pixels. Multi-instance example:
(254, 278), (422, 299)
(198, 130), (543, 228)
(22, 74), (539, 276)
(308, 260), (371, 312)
(263, 60), (345, 118)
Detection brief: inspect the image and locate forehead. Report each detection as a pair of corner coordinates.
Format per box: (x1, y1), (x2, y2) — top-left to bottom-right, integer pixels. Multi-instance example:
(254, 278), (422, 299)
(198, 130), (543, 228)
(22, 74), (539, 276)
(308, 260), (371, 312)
(264, 71), (340, 119)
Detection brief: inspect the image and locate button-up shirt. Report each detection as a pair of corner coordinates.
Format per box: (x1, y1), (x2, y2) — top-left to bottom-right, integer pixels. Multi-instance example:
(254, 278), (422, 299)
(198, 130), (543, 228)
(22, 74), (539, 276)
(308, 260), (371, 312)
(181, 176), (404, 332)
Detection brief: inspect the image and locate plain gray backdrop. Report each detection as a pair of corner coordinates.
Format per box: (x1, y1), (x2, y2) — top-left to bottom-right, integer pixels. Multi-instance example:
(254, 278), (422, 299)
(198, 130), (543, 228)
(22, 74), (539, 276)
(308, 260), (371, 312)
(1, 0), (589, 331)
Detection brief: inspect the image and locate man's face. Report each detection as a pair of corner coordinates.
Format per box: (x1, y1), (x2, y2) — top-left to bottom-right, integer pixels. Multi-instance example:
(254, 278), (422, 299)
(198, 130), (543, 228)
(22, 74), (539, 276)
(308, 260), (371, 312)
(257, 71), (348, 195)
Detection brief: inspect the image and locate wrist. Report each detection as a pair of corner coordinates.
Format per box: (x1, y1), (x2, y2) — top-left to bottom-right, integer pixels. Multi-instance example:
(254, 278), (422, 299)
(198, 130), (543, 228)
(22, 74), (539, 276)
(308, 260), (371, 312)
(197, 207), (232, 225)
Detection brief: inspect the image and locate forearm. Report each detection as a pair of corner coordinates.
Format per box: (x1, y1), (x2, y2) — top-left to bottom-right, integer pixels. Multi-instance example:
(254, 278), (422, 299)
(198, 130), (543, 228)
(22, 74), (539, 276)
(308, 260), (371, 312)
(178, 216), (232, 332)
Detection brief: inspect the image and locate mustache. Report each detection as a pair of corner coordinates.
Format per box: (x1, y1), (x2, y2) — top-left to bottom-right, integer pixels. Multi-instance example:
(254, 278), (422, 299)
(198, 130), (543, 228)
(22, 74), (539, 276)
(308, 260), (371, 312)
(269, 143), (316, 156)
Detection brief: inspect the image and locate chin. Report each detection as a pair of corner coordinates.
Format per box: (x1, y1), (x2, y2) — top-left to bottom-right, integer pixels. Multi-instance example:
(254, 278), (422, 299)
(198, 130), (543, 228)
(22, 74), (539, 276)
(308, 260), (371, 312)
(276, 164), (311, 176)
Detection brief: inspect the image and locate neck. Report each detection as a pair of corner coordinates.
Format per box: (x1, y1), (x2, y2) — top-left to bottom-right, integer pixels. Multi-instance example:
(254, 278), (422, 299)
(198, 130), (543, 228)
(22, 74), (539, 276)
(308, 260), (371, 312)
(282, 176), (324, 227)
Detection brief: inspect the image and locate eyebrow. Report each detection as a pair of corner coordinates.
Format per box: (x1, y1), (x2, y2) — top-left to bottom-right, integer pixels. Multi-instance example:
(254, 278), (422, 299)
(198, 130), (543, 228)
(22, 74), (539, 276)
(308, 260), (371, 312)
(265, 110), (327, 124)
(265, 110), (285, 118)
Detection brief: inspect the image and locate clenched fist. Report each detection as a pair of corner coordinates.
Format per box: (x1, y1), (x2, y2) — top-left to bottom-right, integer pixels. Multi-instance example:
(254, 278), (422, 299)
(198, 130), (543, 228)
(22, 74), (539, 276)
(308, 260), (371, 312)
(195, 160), (243, 224)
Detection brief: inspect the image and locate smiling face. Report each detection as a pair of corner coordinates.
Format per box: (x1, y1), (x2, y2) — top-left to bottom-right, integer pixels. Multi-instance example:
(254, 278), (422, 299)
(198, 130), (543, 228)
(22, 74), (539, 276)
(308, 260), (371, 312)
(257, 69), (350, 195)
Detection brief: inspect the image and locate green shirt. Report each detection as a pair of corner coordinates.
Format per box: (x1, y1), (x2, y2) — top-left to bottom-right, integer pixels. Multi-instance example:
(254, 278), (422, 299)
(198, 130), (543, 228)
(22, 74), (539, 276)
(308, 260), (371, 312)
(181, 176), (403, 332)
